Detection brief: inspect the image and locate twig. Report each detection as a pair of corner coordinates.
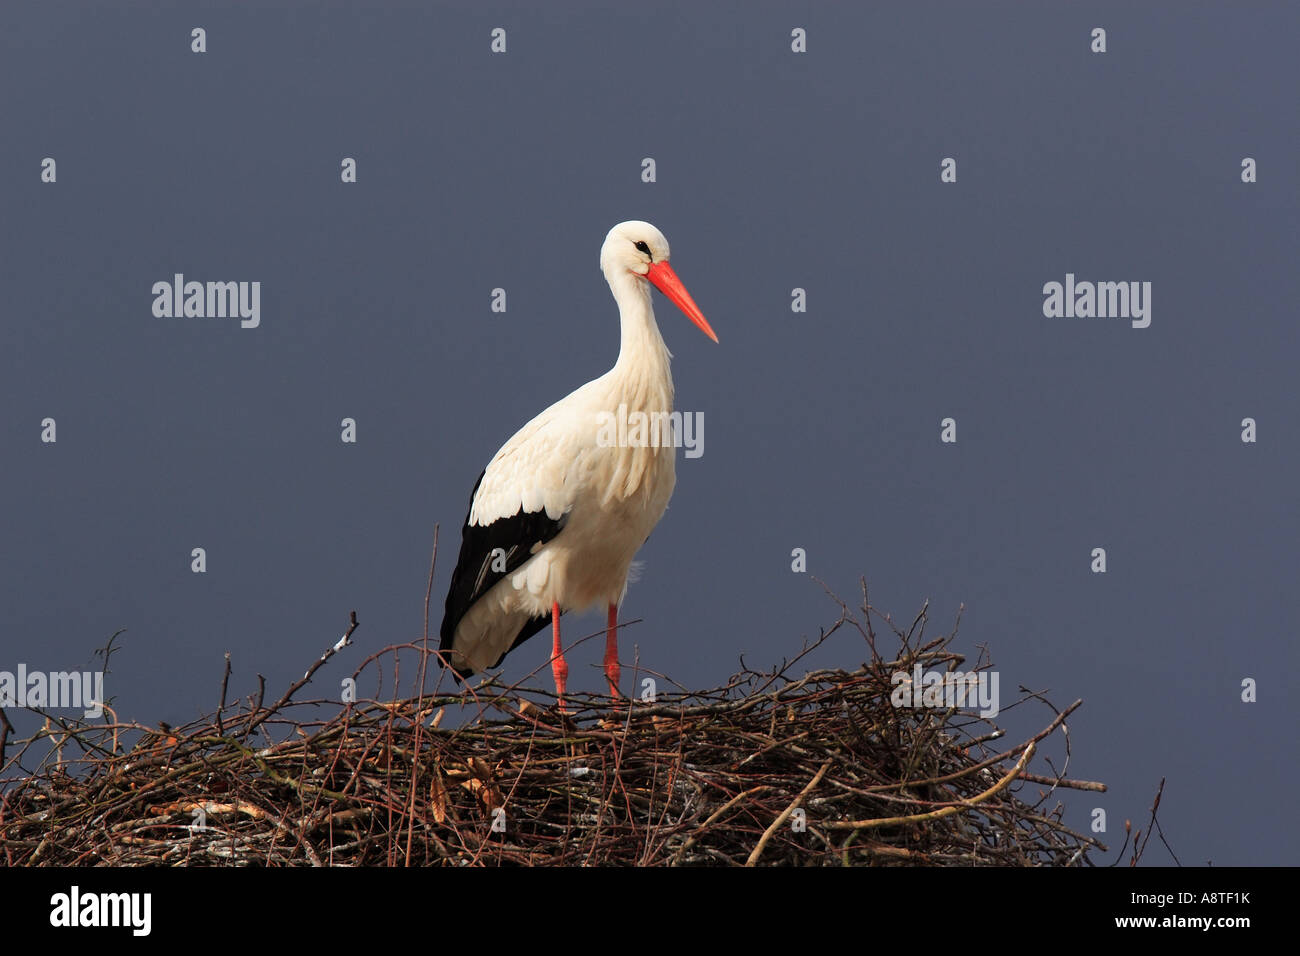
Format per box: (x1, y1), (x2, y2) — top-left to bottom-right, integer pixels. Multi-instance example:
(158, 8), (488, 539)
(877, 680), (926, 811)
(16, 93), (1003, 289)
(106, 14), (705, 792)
(216, 653), (231, 736)
(407, 527), (438, 868)
(823, 742), (1036, 830)
(246, 612), (359, 737)
(746, 759), (832, 866)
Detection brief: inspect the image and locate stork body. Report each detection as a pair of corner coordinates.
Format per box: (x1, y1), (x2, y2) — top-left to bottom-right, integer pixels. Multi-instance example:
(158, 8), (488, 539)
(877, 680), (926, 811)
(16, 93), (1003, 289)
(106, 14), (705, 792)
(439, 221), (717, 703)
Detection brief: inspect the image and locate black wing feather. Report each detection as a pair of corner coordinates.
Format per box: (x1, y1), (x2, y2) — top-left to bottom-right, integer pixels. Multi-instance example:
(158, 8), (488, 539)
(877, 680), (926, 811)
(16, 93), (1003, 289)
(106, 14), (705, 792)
(438, 470), (568, 678)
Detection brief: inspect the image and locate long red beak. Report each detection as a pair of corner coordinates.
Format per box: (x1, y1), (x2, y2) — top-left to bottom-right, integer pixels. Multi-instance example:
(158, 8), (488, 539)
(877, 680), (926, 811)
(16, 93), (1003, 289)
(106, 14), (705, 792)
(645, 261), (719, 343)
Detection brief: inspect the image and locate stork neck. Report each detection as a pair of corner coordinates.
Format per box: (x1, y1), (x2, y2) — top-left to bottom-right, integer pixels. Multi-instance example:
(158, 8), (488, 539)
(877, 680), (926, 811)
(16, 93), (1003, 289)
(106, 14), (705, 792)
(611, 272), (673, 391)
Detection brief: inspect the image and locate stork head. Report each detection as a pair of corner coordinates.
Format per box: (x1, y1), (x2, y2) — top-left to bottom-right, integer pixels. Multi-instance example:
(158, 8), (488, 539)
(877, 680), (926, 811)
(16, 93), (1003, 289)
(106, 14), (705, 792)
(600, 220), (719, 343)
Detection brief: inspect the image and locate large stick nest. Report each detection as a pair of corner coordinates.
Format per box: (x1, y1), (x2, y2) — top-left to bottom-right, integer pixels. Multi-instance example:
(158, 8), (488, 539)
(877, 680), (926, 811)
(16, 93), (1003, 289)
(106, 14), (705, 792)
(1, 586), (1108, 866)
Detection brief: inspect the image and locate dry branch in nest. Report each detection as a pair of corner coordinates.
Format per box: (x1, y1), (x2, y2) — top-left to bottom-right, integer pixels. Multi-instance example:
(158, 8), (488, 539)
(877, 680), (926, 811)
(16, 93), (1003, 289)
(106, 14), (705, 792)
(0, 585), (1111, 866)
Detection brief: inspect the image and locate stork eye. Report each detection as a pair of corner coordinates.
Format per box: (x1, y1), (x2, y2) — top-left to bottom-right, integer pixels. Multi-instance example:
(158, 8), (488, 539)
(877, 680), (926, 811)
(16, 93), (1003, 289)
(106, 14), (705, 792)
(633, 240), (652, 259)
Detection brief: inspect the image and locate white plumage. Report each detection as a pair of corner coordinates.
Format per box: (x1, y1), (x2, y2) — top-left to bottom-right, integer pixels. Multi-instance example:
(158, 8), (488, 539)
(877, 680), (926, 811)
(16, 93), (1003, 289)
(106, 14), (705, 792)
(439, 221), (717, 702)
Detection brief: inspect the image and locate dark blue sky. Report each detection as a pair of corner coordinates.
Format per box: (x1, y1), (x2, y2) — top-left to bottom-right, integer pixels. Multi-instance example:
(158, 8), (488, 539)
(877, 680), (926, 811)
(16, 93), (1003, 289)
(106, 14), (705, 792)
(2, 2), (1296, 866)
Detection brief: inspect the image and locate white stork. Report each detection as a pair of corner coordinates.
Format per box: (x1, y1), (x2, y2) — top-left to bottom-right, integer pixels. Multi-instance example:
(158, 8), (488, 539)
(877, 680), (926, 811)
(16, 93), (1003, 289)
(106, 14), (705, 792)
(439, 220), (717, 706)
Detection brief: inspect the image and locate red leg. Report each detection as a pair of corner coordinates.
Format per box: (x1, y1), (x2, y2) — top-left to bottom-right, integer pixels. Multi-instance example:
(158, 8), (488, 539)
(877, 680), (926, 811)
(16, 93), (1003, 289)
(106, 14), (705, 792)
(550, 601), (568, 711)
(605, 603), (622, 698)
